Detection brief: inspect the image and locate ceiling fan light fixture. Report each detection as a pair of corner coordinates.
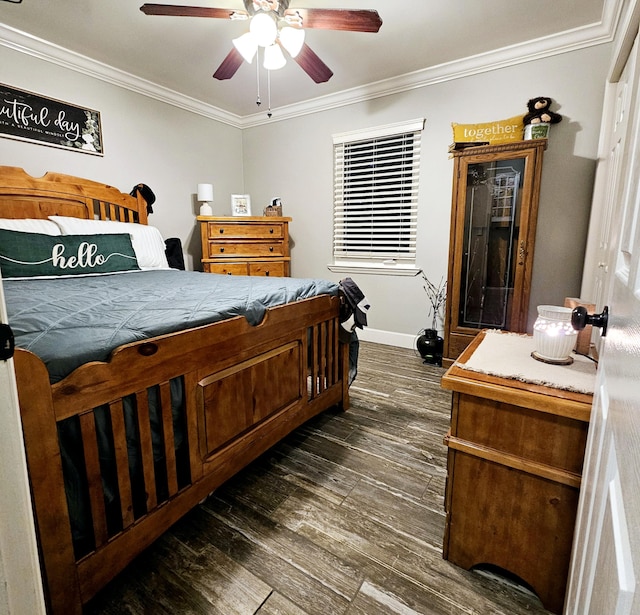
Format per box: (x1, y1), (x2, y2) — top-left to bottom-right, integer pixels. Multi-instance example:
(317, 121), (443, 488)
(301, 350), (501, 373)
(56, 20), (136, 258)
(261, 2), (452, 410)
(253, 0), (279, 11)
(250, 12), (278, 47)
(263, 43), (286, 70)
(233, 32), (258, 63)
(279, 25), (305, 58)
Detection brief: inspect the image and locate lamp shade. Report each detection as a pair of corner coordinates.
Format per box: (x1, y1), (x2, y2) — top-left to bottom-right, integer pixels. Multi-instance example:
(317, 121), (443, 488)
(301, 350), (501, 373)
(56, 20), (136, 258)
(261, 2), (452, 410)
(197, 183), (213, 202)
(264, 43), (286, 70)
(250, 12), (277, 47)
(233, 32), (258, 63)
(279, 25), (305, 58)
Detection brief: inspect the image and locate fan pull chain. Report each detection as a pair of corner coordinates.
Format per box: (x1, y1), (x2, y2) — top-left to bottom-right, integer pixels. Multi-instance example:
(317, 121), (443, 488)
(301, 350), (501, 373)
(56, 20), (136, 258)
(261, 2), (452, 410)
(256, 48), (261, 107)
(267, 70), (272, 118)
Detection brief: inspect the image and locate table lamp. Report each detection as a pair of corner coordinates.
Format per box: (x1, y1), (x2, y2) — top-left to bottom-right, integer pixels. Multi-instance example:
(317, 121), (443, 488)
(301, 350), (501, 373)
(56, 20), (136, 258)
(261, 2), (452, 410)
(197, 183), (214, 216)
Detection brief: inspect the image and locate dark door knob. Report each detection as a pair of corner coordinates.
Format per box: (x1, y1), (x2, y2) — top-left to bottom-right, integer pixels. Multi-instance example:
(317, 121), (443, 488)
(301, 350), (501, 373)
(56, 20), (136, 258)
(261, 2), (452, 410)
(572, 306), (609, 337)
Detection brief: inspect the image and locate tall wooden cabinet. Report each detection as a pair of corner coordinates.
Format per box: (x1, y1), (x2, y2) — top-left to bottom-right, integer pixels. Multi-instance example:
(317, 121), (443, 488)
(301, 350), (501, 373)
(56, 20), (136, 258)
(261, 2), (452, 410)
(442, 140), (547, 366)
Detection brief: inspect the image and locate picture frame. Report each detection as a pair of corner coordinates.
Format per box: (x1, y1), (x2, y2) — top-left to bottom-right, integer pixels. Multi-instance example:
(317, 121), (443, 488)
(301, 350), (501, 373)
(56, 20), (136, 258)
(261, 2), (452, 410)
(0, 83), (103, 156)
(231, 194), (251, 216)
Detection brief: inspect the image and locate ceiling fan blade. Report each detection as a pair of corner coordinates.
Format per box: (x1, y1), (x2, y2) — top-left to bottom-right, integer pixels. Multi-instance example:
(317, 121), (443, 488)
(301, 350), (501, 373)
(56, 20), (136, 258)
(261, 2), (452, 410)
(213, 48), (244, 80)
(140, 4), (244, 19)
(284, 8), (382, 32)
(293, 43), (333, 83)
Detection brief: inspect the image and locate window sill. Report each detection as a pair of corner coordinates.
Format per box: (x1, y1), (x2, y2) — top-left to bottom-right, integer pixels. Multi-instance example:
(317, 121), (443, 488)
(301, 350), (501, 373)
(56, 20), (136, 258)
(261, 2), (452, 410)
(327, 263), (421, 276)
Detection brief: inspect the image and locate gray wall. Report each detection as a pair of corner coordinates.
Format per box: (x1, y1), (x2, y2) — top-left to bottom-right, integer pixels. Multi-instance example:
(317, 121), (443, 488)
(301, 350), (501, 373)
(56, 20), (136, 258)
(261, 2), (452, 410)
(243, 45), (611, 346)
(0, 45), (244, 271)
(0, 41), (611, 346)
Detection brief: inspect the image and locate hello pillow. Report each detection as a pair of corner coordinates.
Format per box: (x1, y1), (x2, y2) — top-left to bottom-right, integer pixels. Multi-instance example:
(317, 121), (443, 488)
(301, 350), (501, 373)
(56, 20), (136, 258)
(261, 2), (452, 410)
(49, 216), (170, 270)
(0, 229), (140, 278)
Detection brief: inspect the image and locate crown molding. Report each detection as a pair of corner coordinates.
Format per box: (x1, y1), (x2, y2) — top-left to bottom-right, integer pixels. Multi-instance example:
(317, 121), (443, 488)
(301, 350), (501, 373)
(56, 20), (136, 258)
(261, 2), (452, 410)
(0, 24), (244, 128)
(241, 11), (619, 127)
(0, 2), (619, 131)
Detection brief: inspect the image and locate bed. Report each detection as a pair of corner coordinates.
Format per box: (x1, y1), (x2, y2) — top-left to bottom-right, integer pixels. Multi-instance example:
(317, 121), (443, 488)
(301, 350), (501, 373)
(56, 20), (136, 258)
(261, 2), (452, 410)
(0, 166), (350, 615)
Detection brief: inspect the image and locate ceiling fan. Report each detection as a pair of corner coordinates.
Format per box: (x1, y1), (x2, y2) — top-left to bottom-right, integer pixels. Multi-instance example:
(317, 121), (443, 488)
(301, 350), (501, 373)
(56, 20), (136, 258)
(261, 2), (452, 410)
(140, 1), (382, 84)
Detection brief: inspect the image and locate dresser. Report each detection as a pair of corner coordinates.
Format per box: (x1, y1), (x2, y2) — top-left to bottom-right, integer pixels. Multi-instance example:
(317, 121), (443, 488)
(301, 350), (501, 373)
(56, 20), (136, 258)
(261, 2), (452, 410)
(441, 330), (594, 614)
(198, 216), (291, 276)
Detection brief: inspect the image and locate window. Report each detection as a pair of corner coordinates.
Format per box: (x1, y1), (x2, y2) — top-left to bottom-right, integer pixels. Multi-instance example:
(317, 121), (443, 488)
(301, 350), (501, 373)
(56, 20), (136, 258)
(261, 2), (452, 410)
(331, 118), (424, 275)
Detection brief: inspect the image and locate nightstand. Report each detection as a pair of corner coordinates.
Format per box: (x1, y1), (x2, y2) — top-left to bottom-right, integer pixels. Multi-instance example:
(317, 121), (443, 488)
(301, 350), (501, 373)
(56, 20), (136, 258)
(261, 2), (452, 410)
(198, 216), (291, 277)
(441, 330), (594, 614)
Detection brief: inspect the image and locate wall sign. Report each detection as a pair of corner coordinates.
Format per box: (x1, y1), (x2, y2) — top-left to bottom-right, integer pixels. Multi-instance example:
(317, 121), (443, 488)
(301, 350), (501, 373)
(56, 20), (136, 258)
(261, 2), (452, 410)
(451, 114), (524, 146)
(0, 83), (103, 155)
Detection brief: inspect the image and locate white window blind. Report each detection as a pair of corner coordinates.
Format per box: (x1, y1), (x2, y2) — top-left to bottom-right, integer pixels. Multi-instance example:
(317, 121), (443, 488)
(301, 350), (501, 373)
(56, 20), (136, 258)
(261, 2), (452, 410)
(333, 119), (424, 266)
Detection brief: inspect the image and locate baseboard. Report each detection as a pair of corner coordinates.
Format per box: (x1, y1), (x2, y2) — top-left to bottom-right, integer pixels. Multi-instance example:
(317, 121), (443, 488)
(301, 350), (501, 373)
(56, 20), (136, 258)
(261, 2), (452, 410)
(357, 328), (419, 350)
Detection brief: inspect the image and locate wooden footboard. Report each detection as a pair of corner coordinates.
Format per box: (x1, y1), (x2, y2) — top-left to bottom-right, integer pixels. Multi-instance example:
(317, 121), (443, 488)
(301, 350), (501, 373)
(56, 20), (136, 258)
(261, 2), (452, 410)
(14, 294), (348, 615)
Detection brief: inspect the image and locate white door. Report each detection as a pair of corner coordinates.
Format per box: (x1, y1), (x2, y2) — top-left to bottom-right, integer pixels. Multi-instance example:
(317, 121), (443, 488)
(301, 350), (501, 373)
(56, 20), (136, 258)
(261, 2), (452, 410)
(581, 35), (638, 307)
(565, 30), (640, 615)
(0, 274), (46, 614)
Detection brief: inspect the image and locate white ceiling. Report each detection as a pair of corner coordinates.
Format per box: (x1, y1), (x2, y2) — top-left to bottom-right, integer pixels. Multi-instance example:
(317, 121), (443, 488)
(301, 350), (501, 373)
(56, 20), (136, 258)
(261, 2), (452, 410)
(0, 0), (610, 122)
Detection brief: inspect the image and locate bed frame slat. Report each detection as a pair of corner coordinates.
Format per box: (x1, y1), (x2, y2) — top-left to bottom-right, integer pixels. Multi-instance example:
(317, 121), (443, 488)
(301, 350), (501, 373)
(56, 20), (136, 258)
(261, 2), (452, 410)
(109, 400), (135, 529)
(159, 381), (179, 496)
(135, 391), (158, 511)
(310, 325), (319, 398)
(184, 371), (203, 483)
(336, 320), (340, 382)
(79, 412), (109, 547)
(319, 321), (327, 393)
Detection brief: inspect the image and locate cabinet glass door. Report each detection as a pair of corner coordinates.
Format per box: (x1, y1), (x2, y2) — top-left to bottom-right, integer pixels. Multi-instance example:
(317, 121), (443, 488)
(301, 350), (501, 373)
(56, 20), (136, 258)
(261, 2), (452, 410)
(460, 158), (524, 329)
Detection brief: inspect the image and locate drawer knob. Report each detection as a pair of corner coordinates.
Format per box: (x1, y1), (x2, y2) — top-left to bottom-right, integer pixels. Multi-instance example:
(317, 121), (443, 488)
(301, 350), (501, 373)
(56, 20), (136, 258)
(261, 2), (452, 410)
(269, 228), (274, 234)
(265, 271), (270, 276)
(219, 229), (224, 234)
(269, 246), (274, 252)
(220, 247), (225, 253)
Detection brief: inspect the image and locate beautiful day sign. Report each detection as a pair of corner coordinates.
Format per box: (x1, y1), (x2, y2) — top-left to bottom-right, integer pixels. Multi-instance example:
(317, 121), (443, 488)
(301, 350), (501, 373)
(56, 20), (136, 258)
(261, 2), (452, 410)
(0, 83), (103, 155)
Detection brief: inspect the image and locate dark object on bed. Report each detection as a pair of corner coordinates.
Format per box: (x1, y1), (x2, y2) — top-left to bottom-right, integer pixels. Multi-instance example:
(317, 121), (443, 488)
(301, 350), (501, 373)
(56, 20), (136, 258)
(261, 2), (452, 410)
(0, 166), (349, 615)
(164, 236), (185, 269)
(129, 182), (156, 214)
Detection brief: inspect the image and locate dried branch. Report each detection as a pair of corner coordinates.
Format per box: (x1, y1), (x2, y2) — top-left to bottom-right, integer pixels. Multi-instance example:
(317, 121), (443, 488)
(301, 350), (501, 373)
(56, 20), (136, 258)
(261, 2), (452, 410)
(421, 271), (447, 330)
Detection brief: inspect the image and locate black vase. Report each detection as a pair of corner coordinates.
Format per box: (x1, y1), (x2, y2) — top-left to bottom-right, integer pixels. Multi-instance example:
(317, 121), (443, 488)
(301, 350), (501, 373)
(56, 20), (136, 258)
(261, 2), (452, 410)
(417, 328), (444, 366)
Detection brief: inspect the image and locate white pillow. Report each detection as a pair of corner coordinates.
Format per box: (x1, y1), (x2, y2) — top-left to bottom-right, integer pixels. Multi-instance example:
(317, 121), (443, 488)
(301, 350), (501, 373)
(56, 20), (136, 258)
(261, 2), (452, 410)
(49, 216), (170, 270)
(0, 218), (61, 235)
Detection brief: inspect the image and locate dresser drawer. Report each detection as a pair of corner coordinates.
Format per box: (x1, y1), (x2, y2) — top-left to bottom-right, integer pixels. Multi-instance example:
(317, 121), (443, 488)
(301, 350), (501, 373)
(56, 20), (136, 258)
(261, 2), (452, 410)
(205, 221), (285, 240)
(207, 241), (286, 258)
(203, 262), (248, 275)
(249, 262), (286, 277)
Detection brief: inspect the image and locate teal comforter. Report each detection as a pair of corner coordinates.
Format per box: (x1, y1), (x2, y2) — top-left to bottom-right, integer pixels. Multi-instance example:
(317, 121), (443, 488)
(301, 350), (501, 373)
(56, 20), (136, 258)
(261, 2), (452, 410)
(5, 269), (338, 383)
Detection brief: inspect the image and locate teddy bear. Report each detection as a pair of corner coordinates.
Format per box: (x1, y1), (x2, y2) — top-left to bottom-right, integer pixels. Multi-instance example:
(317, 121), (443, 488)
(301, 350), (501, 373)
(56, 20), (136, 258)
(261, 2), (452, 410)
(523, 97), (562, 125)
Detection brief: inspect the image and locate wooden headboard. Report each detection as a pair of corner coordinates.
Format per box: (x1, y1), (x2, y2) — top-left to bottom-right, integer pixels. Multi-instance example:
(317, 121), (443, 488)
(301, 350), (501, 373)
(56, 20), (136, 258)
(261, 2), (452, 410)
(0, 166), (148, 224)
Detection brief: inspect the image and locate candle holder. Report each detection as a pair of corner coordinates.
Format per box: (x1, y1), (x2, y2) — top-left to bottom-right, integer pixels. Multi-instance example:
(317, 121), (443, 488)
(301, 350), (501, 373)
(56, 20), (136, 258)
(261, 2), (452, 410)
(532, 305), (579, 365)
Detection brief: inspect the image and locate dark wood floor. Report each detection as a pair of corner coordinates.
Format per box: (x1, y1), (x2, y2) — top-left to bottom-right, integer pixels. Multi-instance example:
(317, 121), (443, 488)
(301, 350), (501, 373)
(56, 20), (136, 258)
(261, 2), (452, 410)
(87, 341), (552, 615)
